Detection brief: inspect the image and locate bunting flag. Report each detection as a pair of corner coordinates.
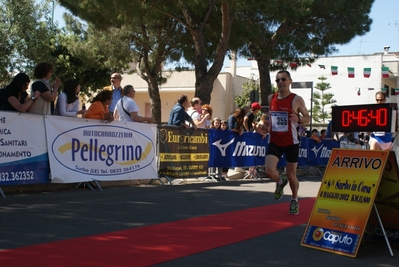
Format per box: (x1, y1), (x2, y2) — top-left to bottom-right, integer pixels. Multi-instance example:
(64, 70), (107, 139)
(247, 57), (253, 61)
(348, 67), (355, 78)
(363, 68), (371, 78)
(307, 63), (312, 67)
(318, 64), (325, 69)
(382, 67), (389, 78)
(395, 88), (399, 95)
(331, 66), (338, 75)
(381, 88), (387, 92)
(357, 88), (361, 96)
(290, 62), (298, 67)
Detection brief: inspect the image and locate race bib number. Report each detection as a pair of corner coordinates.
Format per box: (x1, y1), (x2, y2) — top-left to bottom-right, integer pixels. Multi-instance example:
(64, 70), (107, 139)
(271, 111), (289, 132)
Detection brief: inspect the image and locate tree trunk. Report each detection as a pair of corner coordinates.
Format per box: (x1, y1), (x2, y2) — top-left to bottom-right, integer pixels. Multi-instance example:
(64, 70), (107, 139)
(257, 58), (272, 107)
(191, 1), (232, 105)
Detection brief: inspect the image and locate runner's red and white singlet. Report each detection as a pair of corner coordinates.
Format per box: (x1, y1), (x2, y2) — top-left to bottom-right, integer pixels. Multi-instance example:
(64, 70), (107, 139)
(269, 93), (299, 146)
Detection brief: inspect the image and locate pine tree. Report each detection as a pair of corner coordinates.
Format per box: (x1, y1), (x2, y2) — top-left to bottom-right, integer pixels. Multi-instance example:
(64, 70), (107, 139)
(312, 76), (336, 123)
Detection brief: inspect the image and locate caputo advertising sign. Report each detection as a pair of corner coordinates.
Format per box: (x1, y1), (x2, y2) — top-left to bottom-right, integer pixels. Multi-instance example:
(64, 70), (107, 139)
(45, 116), (157, 183)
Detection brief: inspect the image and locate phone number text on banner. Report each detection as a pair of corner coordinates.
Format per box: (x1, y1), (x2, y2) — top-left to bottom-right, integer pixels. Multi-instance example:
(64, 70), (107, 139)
(0, 112), (49, 185)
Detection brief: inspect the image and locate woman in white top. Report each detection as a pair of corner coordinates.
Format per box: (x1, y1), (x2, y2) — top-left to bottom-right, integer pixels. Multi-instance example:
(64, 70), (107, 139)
(53, 79), (85, 117)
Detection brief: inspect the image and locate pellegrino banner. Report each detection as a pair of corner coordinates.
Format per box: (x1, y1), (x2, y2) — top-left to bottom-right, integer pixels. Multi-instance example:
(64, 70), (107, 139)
(0, 112), (49, 185)
(45, 116), (157, 183)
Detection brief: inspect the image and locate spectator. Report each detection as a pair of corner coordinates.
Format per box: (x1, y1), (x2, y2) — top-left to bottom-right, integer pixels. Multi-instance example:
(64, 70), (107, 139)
(104, 73), (123, 114)
(319, 129), (327, 140)
(210, 117), (222, 130)
(29, 62), (62, 115)
(243, 102), (261, 132)
(220, 120), (228, 130)
(201, 104), (213, 128)
(0, 73), (40, 113)
(83, 90), (114, 122)
(339, 132), (350, 142)
(370, 91), (392, 150)
(186, 97), (209, 128)
(167, 94), (197, 129)
(114, 85), (153, 123)
(53, 79), (85, 117)
(310, 129), (321, 143)
(227, 108), (246, 135)
(254, 122), (267, 139)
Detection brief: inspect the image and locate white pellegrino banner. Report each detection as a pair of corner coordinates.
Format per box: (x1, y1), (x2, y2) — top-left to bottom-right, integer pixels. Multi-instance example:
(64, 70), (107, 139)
(45, 115), (157, 183)
(0, 112), (49, 185)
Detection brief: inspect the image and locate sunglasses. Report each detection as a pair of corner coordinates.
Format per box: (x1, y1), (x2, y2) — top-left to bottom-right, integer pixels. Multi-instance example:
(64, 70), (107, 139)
(275, 78), (287, 83)
(375, 99), (385, 102)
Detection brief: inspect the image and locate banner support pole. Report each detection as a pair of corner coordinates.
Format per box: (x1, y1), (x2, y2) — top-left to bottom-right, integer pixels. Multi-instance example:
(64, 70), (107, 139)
(373, 203), (394, 256)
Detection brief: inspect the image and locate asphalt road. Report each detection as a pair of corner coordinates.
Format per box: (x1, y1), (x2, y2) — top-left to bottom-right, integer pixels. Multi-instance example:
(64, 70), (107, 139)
(0, 175), (398, 266)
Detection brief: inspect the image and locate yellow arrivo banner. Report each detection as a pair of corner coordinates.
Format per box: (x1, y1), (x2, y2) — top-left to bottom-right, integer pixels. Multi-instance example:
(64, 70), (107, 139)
(301, 149), (389, 257)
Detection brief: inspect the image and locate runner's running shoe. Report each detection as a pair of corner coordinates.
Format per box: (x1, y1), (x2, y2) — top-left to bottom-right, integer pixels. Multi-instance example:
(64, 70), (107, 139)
(274, 175), (288, 200)
(289, 200), (299, 215)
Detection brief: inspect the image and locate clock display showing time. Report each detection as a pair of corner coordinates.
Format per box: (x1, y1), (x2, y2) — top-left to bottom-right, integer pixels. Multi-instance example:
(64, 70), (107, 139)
(331, 103), (398, 133)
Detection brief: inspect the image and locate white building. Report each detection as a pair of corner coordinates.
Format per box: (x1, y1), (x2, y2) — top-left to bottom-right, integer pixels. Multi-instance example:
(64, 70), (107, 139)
(122, 50), (399, 123)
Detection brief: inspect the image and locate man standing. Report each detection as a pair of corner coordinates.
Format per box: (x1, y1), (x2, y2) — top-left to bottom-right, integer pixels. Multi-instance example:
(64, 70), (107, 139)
(105, 73), (123, 113)
(168, 95), (197, 129)
(243, 102), (261, 132)
(265, 70), (310, 215)
(114, 85), (154, 123)
(186, 97), (209, 128)
(370, 91), (392, 150)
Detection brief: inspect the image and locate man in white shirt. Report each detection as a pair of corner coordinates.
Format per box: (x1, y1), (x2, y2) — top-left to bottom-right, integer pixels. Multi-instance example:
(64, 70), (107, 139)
(186, 97), (209, 128)
(114, 85), (154, 123)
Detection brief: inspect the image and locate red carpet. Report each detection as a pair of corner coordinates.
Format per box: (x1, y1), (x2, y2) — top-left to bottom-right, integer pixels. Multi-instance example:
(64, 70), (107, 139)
(0, 198), (314, 267)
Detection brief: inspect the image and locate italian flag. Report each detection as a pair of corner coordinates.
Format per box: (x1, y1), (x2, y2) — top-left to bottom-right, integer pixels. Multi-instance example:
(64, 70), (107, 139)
(395, 88), (399, 95)
(348, 67), (355, 78)
(363, 68), (371, 78)
(382, 67), (389, 78)
(318, 64), (325, 69)
(331, 66), (338, 75)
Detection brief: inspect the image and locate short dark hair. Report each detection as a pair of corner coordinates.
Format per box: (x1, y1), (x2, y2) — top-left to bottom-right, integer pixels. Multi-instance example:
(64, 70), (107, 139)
(276, 70), (291, 79)
(123, 85), (134, 95)
(34, 62), (53, 79)
(177, 94), (188, 105)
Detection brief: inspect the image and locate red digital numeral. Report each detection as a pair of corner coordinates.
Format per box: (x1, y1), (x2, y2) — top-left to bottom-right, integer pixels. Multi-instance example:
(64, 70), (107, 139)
(377, 108), (387, 126)
(342, 110), (350, 127)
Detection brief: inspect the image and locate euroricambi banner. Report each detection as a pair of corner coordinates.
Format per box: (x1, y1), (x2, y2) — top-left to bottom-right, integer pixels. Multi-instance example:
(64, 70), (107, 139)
(301, 149), (389, 257)
(45, 115), (157, 183)
(0, 112), (50, 185)
(158, 126), (209, 178)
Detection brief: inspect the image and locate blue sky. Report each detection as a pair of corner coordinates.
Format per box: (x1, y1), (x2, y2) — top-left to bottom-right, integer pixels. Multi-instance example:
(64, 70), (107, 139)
(53, 0), (399, 67)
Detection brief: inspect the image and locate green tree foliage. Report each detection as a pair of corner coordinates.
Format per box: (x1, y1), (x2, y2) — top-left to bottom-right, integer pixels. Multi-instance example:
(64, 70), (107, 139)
(0, 0), (56, 85)
(234, 74), (260, 108)
(312, 76), (337, 123)
(58, 0), (185, 122)
(233, 0), (374, 106)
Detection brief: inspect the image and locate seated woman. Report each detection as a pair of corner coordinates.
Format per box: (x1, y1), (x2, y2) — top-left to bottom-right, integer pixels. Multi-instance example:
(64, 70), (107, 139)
(83, 90), (114, 122)
(53, 79), (85, 117)
(0, 73), (40, 112)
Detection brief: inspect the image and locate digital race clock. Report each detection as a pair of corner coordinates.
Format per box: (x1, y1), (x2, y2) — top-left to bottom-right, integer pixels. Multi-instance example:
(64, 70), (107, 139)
(331, 103), (398, 133)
